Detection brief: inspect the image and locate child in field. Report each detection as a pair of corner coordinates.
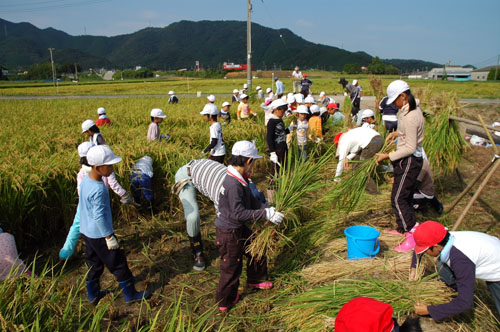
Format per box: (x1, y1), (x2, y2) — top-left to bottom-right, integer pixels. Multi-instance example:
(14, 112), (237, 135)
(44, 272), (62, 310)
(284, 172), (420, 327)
(96, 107), (111, 127)
(296, 105), (309, 161)
(82, 120), (106, 145)
(308, 105), (322, 142)
(215, 141), (284, 312)
(147, 108), (169, 141)
(266, 88), (274, 101)
(130, 156), (154, 210)
(256, 86), (264, 99)
(327, 102), (344, 126)
(80, 145), (150, 304)
(201, 97), (226, 164)
(219, 101), (231, 125)
(318, 91), (331, 107)
(168, 90), (179, 104)
(59, 142), (134, 260)
(378, 96), (399, 132)
(0, 227), (32, 280)
(267, 99), (294, 177)
(237, 94), (257, 120)
(232, 89), (240, 103)
(411, 221), (500, 321)
(359, 109), (376, 129)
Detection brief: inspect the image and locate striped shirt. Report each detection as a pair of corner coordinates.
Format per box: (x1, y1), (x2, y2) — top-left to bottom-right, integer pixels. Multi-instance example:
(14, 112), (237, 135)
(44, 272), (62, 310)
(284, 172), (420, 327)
(189, 159), (227, 211)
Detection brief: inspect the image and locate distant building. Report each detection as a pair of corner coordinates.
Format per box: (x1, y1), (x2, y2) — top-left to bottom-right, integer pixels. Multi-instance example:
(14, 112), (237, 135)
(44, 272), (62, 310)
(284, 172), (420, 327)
(427, 66), (473, 81)
(471, 65), (499, 81)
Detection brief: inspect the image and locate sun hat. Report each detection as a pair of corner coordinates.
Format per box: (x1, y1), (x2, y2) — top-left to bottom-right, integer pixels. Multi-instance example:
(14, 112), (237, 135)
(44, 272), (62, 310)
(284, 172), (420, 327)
(297, 105), (309, 114)
(243, 83), (248, 89)
(97, 107), (106, 115)
(81, 119), (96, 133)
(319, 91), (325, 97)
(320, 107), (328, 115)
(335, 297), (394, 332)
(310, 105), (320, 114)
(256, 86), (261, 91)
(240, 93), (249, 100)
(360, 109), (375, 120)
(334, 132), (343, 147)
(295, 66), (299, 70)
(233, 89), (239, 94)
(294, 93), (304, 104)
(200, 103), (218, 115)
(266, 87), (272, 93)
(86, 145), (122, 166)
(232, 140), (262, 159)
(327, 102), (339, 110)
(222, 101), (231, 108)
(413, 221), (448, 254)
(168, 90), (174, 95)
(207, 95), (216, 102)
(150, 108), (166, 118)
(271, 99), (287, 110)
(386, 80), (410, 105)
(304, 96), (315, 104)
(287, 95), (296, 104)
(353, 79), (358, 85)
(78, 141), (94, 157)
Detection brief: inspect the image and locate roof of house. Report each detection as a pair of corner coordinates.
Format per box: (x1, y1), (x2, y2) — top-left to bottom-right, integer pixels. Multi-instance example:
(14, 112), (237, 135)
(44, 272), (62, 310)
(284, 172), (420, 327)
(472, 65), (500, 73)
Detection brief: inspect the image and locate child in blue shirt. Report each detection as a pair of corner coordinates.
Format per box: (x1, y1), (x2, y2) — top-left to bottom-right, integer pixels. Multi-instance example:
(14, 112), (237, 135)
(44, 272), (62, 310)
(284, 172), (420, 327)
(80, 145), (150, 304)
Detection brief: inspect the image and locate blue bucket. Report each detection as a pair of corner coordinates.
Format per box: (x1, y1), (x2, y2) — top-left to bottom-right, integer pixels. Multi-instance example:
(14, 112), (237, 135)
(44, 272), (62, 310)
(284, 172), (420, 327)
(344, 225), (380, 260)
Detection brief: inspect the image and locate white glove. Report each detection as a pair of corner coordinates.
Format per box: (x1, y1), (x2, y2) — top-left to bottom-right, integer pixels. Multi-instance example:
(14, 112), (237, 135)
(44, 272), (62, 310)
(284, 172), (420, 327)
(265, 207), (284, 225)
(253, 113), (258, 117)
(288, 124), (297, 131)
(343, 92), (347, 96)
(120, 193), (133, 205)
(106, 235), (119, 250)
(270, 152), (278, 164)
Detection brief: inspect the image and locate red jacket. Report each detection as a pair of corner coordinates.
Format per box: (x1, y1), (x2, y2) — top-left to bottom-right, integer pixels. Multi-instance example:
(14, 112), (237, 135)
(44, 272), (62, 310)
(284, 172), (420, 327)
(96, 118), (111, 127)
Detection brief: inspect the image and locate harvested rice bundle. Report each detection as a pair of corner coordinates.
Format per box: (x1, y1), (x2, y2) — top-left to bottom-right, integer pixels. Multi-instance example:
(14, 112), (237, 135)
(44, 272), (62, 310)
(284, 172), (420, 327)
(276, 278), (454, 331)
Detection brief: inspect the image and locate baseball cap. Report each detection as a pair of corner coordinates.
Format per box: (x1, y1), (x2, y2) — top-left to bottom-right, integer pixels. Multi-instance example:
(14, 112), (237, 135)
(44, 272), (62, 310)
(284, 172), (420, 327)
(386, 80), (410, 105)
(78, 141), (94, 157)
(233, 89), (239, 94)
(256, 86), (261, 90)
(168, 90), (174, 95)
(151, 108), (166, 118)
(243, 83), (248, 89)
(207, 95), (216, 102)
(86, 145), (122, 166)
(353, 79), (358, 85)
(360, 109), (375, 119)
(327, 102), (339, 110)
(413, 220), (448, 254)
(271, 99), (287, 110)
(310, 105), (320, 114)
(222, 101), (230, 107)
(266, 87), (272, 93)
(334, 132), (343, 147)
(319, 91), (325, 97)
(274, 77), (278, 81)
(335, 297), (394, 332)
(232, 140), (262, 159)
(240, 93), (249, 100)
(200, 103), (218, 115)
(303, 73), (307, 77)
(304, 96), (315, 104)
(297, 105), (309, 114)
(97, 107), (106, 115)
(81, 119), (96, 133)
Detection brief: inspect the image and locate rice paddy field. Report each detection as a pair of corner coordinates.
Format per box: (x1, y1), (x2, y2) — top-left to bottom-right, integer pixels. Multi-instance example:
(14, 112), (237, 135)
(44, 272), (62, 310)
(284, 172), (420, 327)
(0, 75), (499, 331)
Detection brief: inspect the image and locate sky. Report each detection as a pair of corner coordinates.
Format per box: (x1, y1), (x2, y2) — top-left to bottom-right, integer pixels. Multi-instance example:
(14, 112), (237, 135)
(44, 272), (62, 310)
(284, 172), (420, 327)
(1, 0), (499, 67)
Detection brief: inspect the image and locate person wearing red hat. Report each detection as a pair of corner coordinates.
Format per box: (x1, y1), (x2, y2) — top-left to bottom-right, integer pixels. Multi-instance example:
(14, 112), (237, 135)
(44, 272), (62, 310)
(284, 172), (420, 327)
(300, 73), (313, 97)
(411, 221), (500, 321)
(335, 297), (422, 332)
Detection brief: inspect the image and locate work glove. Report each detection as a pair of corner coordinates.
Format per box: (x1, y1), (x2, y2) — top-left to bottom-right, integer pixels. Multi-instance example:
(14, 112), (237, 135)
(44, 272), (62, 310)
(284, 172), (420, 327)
(120, 193), (133, 205)
(253, 113), (258, 117)
(270, 152), (278, 164)
(265, 207), (284, 225)
(105, 235), (120, 250)
(161, 134), (170, 141)
(343, 92), (347, 96)
(288, 124), (297, 131)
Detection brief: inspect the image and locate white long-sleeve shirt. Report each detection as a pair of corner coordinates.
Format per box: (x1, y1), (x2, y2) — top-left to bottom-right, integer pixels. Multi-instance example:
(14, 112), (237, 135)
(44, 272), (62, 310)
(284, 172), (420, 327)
(335, 127), (380, 179)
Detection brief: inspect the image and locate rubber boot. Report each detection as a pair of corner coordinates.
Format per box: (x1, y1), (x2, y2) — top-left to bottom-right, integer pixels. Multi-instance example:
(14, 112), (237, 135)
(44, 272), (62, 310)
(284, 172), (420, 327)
(86, 279), (108, 305)
(430, 196), (443, 214)
(118, 278), (150, 303)
(394, 232), (416, 252)
(189, 234), (206, 271)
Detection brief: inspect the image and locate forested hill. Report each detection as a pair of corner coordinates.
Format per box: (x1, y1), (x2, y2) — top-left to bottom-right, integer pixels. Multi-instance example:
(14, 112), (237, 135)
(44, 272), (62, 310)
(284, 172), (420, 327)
(0, 18), (439, 71)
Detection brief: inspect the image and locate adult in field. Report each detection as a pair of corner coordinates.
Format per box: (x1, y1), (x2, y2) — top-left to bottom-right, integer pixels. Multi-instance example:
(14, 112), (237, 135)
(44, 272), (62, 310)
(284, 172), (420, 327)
(376, 80), (424, 252)
(173, 158), (267, 271)
(338, 77), (361, 119)
(274, 77), (285, 98)
(291, 66), (303, 93)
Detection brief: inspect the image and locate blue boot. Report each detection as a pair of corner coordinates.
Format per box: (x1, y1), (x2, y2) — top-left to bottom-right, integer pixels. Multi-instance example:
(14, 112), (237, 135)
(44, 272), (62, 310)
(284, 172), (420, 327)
(119, 278), (150, 303)
(86, 279), (108, 305)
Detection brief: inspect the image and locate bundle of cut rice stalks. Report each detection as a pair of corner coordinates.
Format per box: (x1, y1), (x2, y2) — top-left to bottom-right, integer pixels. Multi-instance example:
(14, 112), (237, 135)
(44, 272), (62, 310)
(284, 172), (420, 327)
(275, 277), (454, 331)
(245, 145), (336, 261)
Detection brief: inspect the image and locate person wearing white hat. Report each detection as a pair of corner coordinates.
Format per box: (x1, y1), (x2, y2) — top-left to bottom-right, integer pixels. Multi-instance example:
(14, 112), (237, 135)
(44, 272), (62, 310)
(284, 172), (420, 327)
(168, 90), (179, 104)
(239, 83), (248, 97)
(353, 79), (363, 97)
(294, 93), (304, 105)
(318, 91), (331, 108)
(215, 140), (284, 312)
(59, 142), (135, 260)
(147, 108), (168, 142)
(291, 66), (303, 93)
(80, 145), (150, 304)
(232, 89), (240, 103)
(296, 105), (310, 160)
(96, 107), (111, 127)
(376, 80), (425, 252)
(359, 109), (376, 129)
(82, 119), (106, 146)
(201, 99), (225, 164)
(219, 101), (232, 125)
(237, 94), (256, 120)
(267, 100), (295, 177)
(308, 104), (323, 142)
(256, 86), (264, 99)
(265, 87), (274, 101)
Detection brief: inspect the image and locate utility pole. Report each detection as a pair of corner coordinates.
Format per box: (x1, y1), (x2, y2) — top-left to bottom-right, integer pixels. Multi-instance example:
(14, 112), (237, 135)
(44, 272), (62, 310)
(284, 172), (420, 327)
(246, 0), (252, 91)
(495, 55), (499, 81)
(48, 48), (56, 87)
(74, 63), (78, 81)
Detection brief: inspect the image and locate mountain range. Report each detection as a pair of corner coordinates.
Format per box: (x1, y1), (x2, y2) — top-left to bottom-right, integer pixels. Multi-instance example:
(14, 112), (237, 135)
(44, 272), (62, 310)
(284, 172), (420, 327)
(0, 18), (440, 72)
